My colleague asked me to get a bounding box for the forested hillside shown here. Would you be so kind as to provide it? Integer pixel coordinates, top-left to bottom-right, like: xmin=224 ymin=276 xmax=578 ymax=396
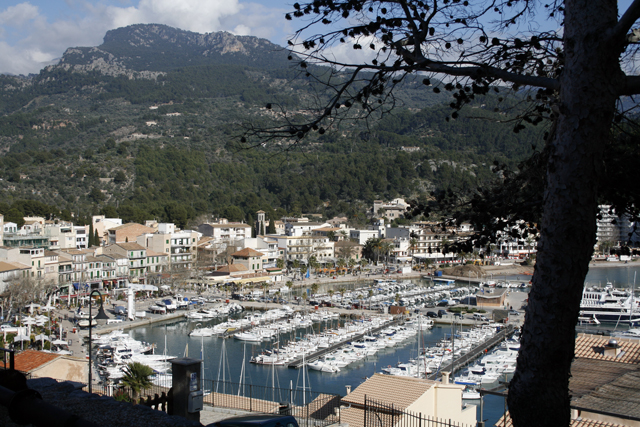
xmin=0 ymin=24 xmax=546 ymax=227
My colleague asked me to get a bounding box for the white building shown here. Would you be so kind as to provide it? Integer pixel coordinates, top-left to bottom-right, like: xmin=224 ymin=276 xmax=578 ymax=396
xmin=137 ymin=223 xmax=200 ymax=270
xmin=350 ymin=229 xmax=381 ymax=245
xmin=92 ymin=215 xmax=123 ymax=245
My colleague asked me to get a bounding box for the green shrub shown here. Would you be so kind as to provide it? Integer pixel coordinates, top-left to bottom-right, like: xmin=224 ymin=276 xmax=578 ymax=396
xmin=113 ymin=389 xmax=132 ymax=403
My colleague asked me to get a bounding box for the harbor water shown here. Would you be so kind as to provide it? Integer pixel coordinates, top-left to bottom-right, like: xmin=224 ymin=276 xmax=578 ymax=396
xmin=129 ymin=314 xmax=509 ymax=425
xmin=127 ymin=265 xmax=636 ymax=426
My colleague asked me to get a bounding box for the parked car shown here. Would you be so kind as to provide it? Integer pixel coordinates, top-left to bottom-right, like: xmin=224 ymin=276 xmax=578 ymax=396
xmin=473 ymin=313 xmax=489 ymax=322
xmin=509 ymin=309 xmax=520 ymax=316
xmin=426 ymin=311 xmax=438 ymax=318
xmin=437 ymin=309 xmax=448 ymax=318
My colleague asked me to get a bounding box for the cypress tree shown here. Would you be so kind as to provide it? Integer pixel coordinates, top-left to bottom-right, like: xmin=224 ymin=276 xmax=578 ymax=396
xmin=88 ymin=222 xmax=95 ymax=246
xmin=267 ymin=217 xmax=276 ymax=234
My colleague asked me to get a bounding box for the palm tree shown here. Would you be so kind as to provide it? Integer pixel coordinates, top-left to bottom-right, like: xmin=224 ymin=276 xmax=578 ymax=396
xmin=286 ymin=280 xmax=293 ymax=294
xmin=311 ymin=283 xmax=319 ymax=299
xmin=338 ymin=244 xmax=354 ymax=260
xmin=337 ymin=258 xmax=347 ymax=275
xmin=121 ymin=361 xmax=153 ymax=402
xmin=308 ymin=256 xmax=319 ymax=277
xmin=292 ymin=259 xmax=301 ymax=278
xmin=276 ymin=258 xmax=285 ymax=270
xmin=368 ymin=289 xmax=374 ymax=311
xmin=348 ymin=258 xmax=356 ymax=273
xmin=328 ymin=289 xmax=335 ymax=305
xmin=409 ymin=237 xmax=418 ymax=262
xmin=261 ymin=282 xmax=270 ymax=306
xmin=339 ymin=287 xmax=347 ymax=305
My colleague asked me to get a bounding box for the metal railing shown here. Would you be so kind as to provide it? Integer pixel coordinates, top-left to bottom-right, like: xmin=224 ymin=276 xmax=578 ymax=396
xmin=364 ymin=396 xmax=472 ymax=427
xmin=204 ymin=379 xmax=341 ymax=427
xmin=0 ymin=348 xmax=15 ymax=370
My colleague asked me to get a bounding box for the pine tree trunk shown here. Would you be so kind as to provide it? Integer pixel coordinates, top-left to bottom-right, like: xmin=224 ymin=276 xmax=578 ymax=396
xmin=508 ymin=1 xmax=623 ymax=425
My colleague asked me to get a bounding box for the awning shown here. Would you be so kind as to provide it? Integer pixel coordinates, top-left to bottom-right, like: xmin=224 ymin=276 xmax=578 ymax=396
xmin=234 ymin=276 xmax=271 ymax=284
xmin=73 ymin=283 xmax=89 ymax=290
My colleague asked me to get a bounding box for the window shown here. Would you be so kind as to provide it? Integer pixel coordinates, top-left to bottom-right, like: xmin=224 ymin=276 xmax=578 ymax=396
xmin=166 ymin=239 xmax=169 ymax=244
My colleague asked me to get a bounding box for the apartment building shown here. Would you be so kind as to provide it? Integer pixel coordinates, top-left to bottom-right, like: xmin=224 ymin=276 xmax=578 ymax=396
xmin=107 ymin=223 xmax=155 ymax=245
xmin=92 ymin=215 xmax=123 ymax=245
xmin=137 ymin=223 xmax=199 ymax=270
xmin=102 ymin=242 xmax=147 ymax=283
xmin=275 ymin=233 xmax=335 ymax=263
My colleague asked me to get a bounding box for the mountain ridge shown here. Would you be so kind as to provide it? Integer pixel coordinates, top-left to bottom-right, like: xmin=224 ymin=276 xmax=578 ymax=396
xmin=48 ymin=24 xmax=292 ymax=76
xmin=0 ymin=24 xmax=540 ymax=228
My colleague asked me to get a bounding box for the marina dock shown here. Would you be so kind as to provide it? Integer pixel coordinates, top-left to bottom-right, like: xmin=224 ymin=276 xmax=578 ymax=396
xmin=287 ymin=318 xmax=401 ymax=368
xmin=427 ymin=324 xmax=515 ymax=380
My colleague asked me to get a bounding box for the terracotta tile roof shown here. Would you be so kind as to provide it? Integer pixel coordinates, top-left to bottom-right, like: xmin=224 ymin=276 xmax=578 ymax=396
xmin=146 ymin=250 xmax=167 ymax=257
xmin=60 ymin=249 xmax=85 ymax=255
xmin=570 ymin=358 xmax=637 ymax=399
xmin=197 ymin=236 xmax=214 ymax=245
xmin=217 ymin=264 xmax=248 ymax=273
xmin=117 ymin=242 xmax=146 ymax=251
xmin=575 ymin=334 xmax=640 ymax=364
xmin=111 ymin=223 xmax=155 ymax=232
xmin=339 ymin=406 xmax=365 ymax=427
xmin=572 ymin=366 xmax=640 ymax=420
xmin=14 ymin=350 xmax=60 ymax=373
xmin=0 ymin=261 xmax=29 ymax=273
xmin=496 ymin=412 xmax=627 ymax=427
xmin=231 ymin=248 xmax=264 ymax=258
xmin=342 ymin=373 xmax=437 ymax=410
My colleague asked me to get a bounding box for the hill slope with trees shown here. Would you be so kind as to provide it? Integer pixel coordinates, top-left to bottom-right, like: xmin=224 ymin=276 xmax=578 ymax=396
xmin=0 ymin=24 xmax=544 ymax=226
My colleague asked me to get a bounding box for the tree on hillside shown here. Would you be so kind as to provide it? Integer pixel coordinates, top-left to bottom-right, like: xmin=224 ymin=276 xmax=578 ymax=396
xmin=267 ymin=217 xmax=276 ymax=234
xmin=243 ymin=1 xmax=640 ymax=425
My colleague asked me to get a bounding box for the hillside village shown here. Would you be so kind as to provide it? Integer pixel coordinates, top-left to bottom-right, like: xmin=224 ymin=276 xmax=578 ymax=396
xmin=0 ymin=198 xmax=634 ymax=298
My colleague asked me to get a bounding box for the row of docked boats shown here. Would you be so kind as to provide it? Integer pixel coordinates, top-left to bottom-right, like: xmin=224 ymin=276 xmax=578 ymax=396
xmin=93 ymin=330 xmax=175 ymax=382
xmin=380 ymin=323 xmax=506 ymax=380
xmin=454 ymin=333 xmax=520 ymax=388
xmin=307 ymin=280 xmax=472 ymax=310
xmin=251 ymin=315 xmax=434 ymax=371
xmin=185 ymin=302 xmax=244 ymax=320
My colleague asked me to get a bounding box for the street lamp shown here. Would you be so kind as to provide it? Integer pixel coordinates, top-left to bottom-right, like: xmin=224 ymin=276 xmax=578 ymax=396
xmin=196 ymin=322 xmax=204 ymax=382
xmin=88 ymin=289 xmax=109 ymax=394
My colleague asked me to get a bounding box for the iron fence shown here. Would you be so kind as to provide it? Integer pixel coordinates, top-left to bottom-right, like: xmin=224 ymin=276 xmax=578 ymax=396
xmin=204 ymin=379 xmax=341 ymax=427
xmin=0 ymin=348 xmax=15 ymax=370
xmin=364 ymin=396 xmax=472 ymax=427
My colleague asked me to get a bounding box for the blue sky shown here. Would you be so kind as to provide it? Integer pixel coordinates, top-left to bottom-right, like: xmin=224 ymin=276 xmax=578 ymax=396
xmin=0 ymin=0 xmax=295 ymax=75
xmin=0 ymin=1 xmax=636 ymax=76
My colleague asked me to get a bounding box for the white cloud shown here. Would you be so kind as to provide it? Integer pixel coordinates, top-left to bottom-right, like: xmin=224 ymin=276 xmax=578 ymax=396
xmin=309 ymin=36 xmax=383 ymax=68
xmin=0 ymin=0 xmax=295 ymax=75
xmin=0 ymin=41 xmax=54 ymax=75
xmin=233 ymin=25 xmax=252 ymax=36
xmin=105 ymin=0 xmax=244 ymax=34
xmin=0 ymin=3 xmax=40 ymax=27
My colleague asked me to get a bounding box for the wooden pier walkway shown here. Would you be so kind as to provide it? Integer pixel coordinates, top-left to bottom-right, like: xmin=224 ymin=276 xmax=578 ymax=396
xmin=287 ymin=318 xmax=401 ymax=368
xmin=427 ymin=324 xmax=515 ymax=380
